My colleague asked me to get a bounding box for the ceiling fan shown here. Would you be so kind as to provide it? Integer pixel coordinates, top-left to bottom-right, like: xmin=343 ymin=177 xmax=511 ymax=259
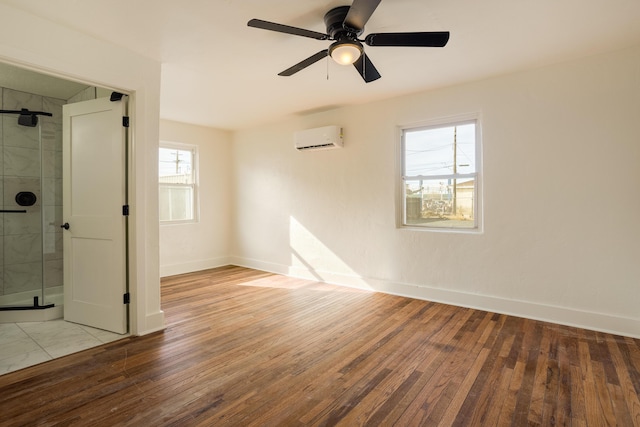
xmin=247 ymin=0 xmax=449 ymax=83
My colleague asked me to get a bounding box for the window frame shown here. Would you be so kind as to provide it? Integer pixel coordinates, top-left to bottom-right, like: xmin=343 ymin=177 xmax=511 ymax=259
xmin=397 ymin=114 xmax=483 ymax=232
xmin=159 ymin=141 xmax=199 ymax=224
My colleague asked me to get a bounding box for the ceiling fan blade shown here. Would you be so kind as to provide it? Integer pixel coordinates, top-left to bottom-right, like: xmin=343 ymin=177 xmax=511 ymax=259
xmin=278 ymin=50 xmax=329 ymax=76
xmin=353 ymin=53 xmax=381 ymax=83
xmin=248 ymin=19 xmax=328 ymax=40
xmin=343 ymin=0 xmax=382 ymax=32
xmin=365 ymin=32 xmax=450 ymax=47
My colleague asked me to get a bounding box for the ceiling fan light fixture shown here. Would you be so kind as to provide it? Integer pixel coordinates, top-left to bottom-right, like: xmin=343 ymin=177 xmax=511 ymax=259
xmin=329 ymin=39 xmax=363 ymax=65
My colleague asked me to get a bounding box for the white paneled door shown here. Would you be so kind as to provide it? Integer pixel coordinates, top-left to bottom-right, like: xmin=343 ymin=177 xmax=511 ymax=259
xmin=62 ymin=97 xmax=128 ymax=334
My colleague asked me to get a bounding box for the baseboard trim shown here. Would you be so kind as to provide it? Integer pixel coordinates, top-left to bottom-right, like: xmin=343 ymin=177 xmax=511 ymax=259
xmin=230 ymin=257 xmax=640 ymax=339
xmin=229 ymin=257 xmax=289 ymax=276
xmin=160 ymin=257 xmax=233 ymax=278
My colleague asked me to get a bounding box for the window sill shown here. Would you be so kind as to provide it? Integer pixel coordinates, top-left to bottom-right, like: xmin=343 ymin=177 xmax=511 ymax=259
xmin=160 ymin=219 xmax=199 ymax=226
xmin=399 ymin=224 xmax=483 ymax=234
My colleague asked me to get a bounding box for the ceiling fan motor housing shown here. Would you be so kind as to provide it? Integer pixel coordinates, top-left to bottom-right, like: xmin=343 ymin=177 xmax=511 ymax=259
xmin=324 ymin=6 xmax=363 ymax=39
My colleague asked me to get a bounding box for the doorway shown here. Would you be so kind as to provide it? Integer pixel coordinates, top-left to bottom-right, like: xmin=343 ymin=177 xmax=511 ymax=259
xmin=0 ymin=61 xmax=129 ymax=330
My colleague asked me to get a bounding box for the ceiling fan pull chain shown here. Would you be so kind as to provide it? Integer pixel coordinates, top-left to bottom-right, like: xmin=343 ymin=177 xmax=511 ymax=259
xmin=361 ymin=52 xmax=367 ymax=80
xmin=326 ymin=56 xmax=330 ymax=80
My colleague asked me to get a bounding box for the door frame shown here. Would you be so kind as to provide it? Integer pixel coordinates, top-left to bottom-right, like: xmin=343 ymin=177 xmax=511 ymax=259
xmin=0 ymin=53 xmax=165 ymax=336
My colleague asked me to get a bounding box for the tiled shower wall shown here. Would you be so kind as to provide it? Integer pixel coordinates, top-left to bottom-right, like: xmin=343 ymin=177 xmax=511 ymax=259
xmin=0 ymin=87 xmax=64 ymax=301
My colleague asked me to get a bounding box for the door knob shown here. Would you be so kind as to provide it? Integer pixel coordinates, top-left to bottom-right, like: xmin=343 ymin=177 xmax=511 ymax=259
xmin=61 ymin=222 xmax=70 ymax=230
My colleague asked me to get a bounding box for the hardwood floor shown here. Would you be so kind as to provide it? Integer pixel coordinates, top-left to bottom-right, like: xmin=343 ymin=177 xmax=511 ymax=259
xmin=1 ymin=266 xmax=639 ymax=426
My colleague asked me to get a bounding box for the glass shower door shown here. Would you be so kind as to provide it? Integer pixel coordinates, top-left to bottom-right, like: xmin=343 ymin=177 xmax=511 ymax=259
xmin=0 ymin=111 xmax=45 ymax=308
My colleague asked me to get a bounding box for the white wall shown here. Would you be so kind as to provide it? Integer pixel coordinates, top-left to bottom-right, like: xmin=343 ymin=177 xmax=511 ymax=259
xmin=231 ymin=46 xmax=640 ymax=338
xmin=159 ymin=120 xmax=232 ymax=277
xmin=0 ymin=3 xmax=164 ymax=335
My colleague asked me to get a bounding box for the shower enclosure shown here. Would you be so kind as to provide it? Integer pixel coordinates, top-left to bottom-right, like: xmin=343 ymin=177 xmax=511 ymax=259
xmin=0 ymin=87 xmax=64 ymax=314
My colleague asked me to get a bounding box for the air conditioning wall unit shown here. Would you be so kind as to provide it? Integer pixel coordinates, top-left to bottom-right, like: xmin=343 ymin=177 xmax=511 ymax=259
xmin=294 ymin=125 xmax=343 ymax=151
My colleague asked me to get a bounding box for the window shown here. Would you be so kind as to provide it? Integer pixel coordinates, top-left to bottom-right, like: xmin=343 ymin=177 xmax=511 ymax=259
xmin=401 ymin=118 xmax=480 ymax=230
xmin=159 ymin=143 xmax=197 ymax=222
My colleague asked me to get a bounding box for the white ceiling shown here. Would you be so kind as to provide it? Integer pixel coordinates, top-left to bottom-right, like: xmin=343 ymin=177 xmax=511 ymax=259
xmin=3 ymin=0 xmax=640 ymax=130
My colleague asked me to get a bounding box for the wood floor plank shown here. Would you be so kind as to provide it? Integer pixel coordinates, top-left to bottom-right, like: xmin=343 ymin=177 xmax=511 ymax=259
xmin=0 ymin=266 xmax=639 ymax=426
xmin=423 ymin=314 xmax=501 ymax=426
xmin=527 ymin=325 xmax=553 ymax=425
xmin=358 ymin=307 xmax=470 ymax=425
xmin=352 ymin=312 xmax=492 ymax=425
xmin=301 ymin=300 xmax=455 ymax=424
xmin=510 ymin=320 xmax=546 ymax=426
xmin=555 ymin=332 xmax=573 ymax=426
xmin=438 ymin=347 xmax=492 ymax=427
xmin=578 ymin=333 xmax=610 ymax=427
xmin=495 ymin=360 xmax=526 ymax=427
xmin=379 ymin=308 xmax=478 ymax=425
xmin=607 ymin=335 xmax=640 ymax=426
xmin=336 ymin=321 xmax=460 ymax=424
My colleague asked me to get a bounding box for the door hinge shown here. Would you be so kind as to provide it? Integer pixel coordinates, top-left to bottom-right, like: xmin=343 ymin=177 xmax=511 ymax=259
xmin=123 ymin=292 xmax=130 ymax=304
xmin=122 ymin=116 xmax=130 ymax=127
xmin=122 ymin=205 xmax=130 ymax=216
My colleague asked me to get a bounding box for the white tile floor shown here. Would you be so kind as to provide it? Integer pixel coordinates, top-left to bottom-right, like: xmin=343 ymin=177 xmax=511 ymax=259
xmin=0 ymin=320 xmax=126 ymax=375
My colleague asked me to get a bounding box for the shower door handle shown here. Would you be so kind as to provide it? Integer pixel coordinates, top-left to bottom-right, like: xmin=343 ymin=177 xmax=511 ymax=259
xmin=61 ymin=222 xmax=70 ymax=230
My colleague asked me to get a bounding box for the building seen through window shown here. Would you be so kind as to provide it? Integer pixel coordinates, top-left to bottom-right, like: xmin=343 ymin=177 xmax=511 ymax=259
xmin=159 ymin=144 xmax=197 ymax=222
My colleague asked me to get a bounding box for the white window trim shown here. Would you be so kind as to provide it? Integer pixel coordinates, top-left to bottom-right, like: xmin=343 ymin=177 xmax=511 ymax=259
xmin=396 ymin=113 xmax=483 ymax=233
xmin=159 ymin=140 xmax=199 ymax=225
